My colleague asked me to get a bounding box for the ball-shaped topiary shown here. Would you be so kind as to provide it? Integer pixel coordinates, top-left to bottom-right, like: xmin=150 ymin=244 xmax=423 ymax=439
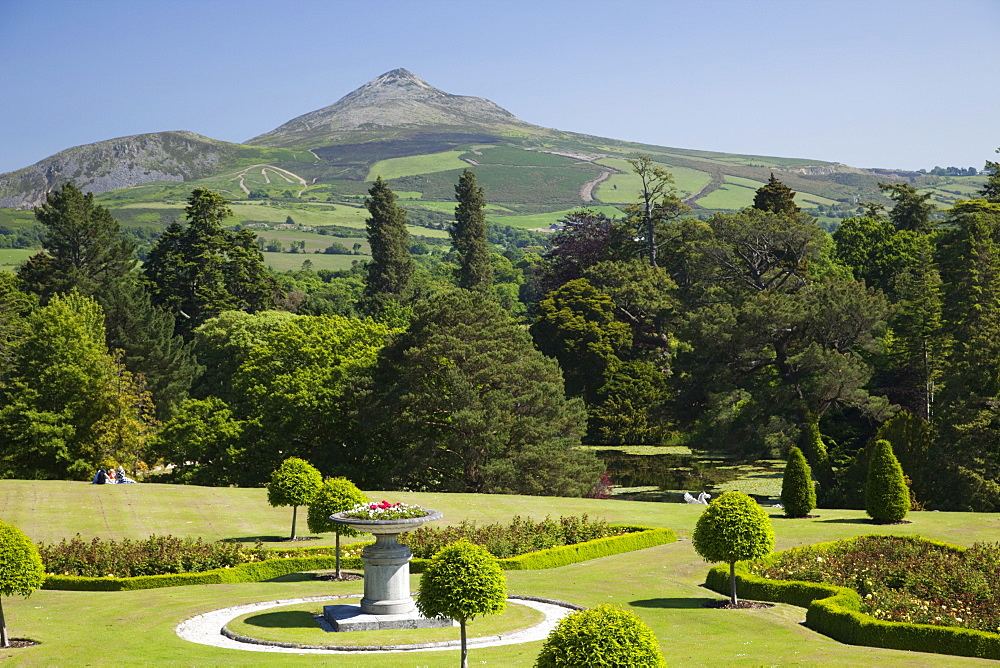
xmin=306 ymin=477 xmax=368 ymax=578
xmin=417 ymin=541 xmax=506 ymax=668
xmin=865 ymin=439 xmax=909 ymax=523
xmin=693 ymin=491 xmax=774 ymax=605
xmin=267 ymin=457 xmax=322 ymax=540
xmin=780 ymin=446 xmax=816 ymax=518
xmin=535 ymin=604 xmax=665 ymax=668
xmin=0 ymin=521 xmax=45 ymax=647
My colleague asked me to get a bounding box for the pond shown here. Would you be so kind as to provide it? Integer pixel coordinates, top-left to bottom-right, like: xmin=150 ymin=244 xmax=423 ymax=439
xmin=591 ymin=446 xmax=784 ymax=504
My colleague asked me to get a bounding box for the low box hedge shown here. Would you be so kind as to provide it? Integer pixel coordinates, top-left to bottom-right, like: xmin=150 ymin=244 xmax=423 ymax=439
xmin=42 ymin=524 xmax=675 ymax=591
xmin=703 ymin=535 xmax=1000 ymax=661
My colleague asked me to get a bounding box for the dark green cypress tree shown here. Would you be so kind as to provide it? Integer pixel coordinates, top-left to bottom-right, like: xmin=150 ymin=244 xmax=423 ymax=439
xmin=798 ymin=412 xmax=832 ymax=488
xmin=452 ymin=169 xmax=493 ymax=291
xmin=865 ymin=439 xmax=909 ymax=523
xmin=752 ymin=173 xmax=800 ymax=217
xmin=780 ymin=446 xmax=816 ymax=518
xmin=362 ymin=177 xmax=413 ymax=311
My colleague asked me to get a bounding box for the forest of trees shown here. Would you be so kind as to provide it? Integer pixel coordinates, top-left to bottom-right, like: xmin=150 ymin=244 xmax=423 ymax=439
xmin=2 ymin=154 xmax=999 ymax=511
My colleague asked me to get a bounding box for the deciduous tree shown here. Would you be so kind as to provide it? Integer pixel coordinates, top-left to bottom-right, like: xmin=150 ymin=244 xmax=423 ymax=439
xmin=416 ymin=541 xmax=506 ymax=668
xmin=693 ymin=491 xmax=774 ymax=605
xmin=623 ymin=155 xmax=690 ymax=267
xmin=306 ymin=477 xmax=368 ymax=578
xmin=267 ymin=457 xmax=322 ymax=540
xmin=0 ymin=521 xmax=45 ymax=648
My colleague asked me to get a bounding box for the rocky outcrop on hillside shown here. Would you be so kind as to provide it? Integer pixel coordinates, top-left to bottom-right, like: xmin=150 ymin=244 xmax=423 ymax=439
xmin=246 ymin=68 xmax=544 ymax=147
xmin=0 ymin=131 xmax=233 ymax=208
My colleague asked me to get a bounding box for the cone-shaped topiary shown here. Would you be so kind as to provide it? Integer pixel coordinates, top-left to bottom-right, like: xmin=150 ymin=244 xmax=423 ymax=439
xmin=535 ymin=604 xmax=666 ymax=668
xmin=799 ymin=412 xmax=832 ymax=487
xmin=781 ymin=446 xmax=816 ymax=518
xmin=693 ymin=491 xmax=774 ymax=605
xmin=866 ymin=439 xmax=909 ymax=523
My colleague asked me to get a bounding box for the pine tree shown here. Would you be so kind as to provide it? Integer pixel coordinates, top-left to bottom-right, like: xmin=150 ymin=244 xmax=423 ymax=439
xmin=366 ymin=290 xmax=601 ymax=495
xmin=753 ymin=173 xmax=800 ymax=217
xmin=451 ymin=169 xmax=493 ymax=291
xmin=865 ymin=439 xmax=909 ymax=523
xmin=18 ymin=182 xmax=136 ymax=300
xmin=144 ymin=188 xmax=278 ymax=337
xmin=362 ymin=177 xmax=413 ymax=311
xmin=980 ymin=149 xmax=1000 ymax=203
xmin=99 ymin=277 xmax=201 ymax=421
xmin=780 ymin=446 xmax=816 ymax=518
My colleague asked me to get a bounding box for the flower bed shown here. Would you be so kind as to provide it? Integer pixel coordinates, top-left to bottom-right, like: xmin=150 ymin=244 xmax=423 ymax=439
xmin=751 ymin=535 xmax=1000 ymax=633
xmin=703 ymin=534 xmax=1000 ymax=661
xmin=397 ymin=515 xmax=624 ymax=559
xmin=38 ymin=535 xmax=270 ymax=578
xmin=41 ymin=524 xmax=676 ymax=590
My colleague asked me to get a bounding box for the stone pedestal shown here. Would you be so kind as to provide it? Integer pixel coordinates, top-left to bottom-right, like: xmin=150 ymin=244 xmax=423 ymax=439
xmin=327 ymin=508 xmax=449 ymax=632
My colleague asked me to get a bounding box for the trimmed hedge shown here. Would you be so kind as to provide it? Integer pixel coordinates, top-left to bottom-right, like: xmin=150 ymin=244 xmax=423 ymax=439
xmin=703 ymin=536 xmax=1000 ymax=661
xmin=42 ymin=525 xmax=675 ymax=591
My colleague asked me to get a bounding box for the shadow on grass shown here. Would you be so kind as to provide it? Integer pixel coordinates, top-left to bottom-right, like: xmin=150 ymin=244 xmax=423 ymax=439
xmin=241 ymin=610 xmax=319 ymax=629
xmin=631 ymin=597 xmax=713 ymax=609
xmin=266 ymin=572 xmax=317 ymax=583
xmin=818 ymin=518 xmax=873 ymax=524
xmin=220 ymin=535 xmax=286 ymax=543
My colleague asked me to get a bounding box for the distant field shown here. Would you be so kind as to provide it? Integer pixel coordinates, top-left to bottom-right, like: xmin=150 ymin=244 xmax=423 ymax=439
xmin=0 ymin=248 xmax=34 ymax=272
xmin=254 ymin=229 xmax=369 ymax=254
xmin=367 ymin=150 xmax=470 ymax=181
xmin=696 ymin=181 xmax=757 ymax=210
xmin=467 ymin=145 xmax=579 ymax=167
xmin=595 ymin=158 xmax=712 ymax=202
xmin=261 ymin=251 xmax=364 ymax=272
xmin=488 ymin=205 xmax=623 ymax=230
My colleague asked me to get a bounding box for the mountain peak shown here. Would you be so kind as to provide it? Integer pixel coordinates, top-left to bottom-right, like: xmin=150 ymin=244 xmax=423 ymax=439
xmin=245 ymin=69 xmax=539 ymax=147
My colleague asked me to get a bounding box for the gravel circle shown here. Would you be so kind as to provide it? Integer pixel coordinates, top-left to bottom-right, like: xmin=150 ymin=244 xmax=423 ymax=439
xmin=175 ymin=594 xmax=578 ymax=654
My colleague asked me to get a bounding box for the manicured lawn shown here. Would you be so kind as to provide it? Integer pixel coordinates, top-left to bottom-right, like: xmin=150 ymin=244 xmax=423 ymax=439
xmin=225 ymin=598 xmax=543 ymax=646
xmin=1 ymin=480 xmax=998 ymax=665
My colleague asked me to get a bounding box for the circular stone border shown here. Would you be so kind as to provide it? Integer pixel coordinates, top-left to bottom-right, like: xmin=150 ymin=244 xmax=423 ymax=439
xmin=176 ymin=594 xmax=582 ymax=654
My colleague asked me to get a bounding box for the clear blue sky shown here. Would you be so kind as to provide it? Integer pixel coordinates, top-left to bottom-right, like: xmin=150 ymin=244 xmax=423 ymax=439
xmin=1 ymin=0 xmax=997 ymax=175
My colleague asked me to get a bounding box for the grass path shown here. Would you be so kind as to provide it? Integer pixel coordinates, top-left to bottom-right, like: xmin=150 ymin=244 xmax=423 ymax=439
xmin=1 ymin=481 xmax=998 ymax=665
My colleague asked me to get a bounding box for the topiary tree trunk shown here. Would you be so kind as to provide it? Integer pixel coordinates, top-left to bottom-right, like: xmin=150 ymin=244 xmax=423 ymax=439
xmin=866 ymin=439 xmax=910 ymax=523
xmin=692 ymin=492 xmax=775 ymax=606
xmin=781 ymin=446 xmax=817 ymax=518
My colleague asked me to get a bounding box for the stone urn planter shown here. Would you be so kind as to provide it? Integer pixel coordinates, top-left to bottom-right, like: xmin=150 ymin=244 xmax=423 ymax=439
xmin=326 ymin=508 xmax=447 ymax=630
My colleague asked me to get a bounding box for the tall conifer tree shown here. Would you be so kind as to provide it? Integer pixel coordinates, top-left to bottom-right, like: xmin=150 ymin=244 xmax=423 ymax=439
xmin=753 ymin=173 xmax=800 ymax=217
xmin=362 ymin=177 xmax=413 ymax=310
xmin=451 ymin=169 xmax=493 ymax=291
xmin=19 ymin=182 xmax=136 ymax=301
